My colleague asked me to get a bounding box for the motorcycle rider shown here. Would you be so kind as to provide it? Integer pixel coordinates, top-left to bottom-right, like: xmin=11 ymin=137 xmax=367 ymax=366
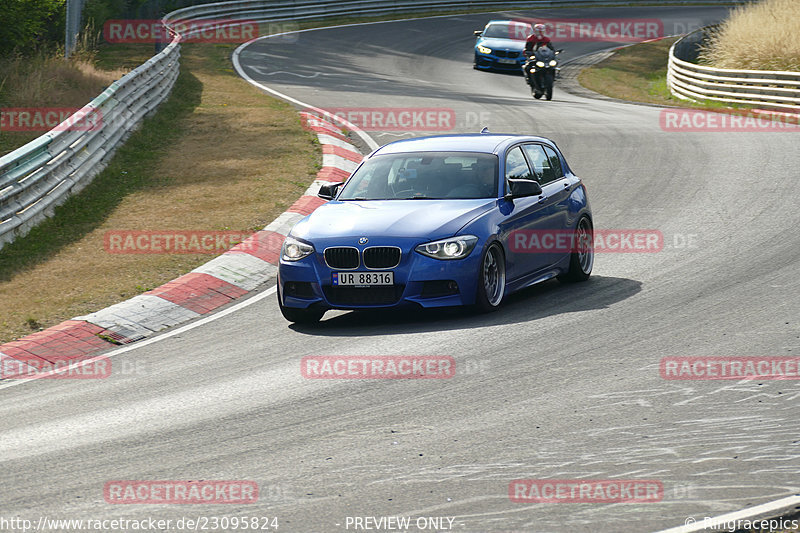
xmin=523 ymin=23 xmax=558 ymax=98
xmin=525 ymin=23 xmax=555 ymax=55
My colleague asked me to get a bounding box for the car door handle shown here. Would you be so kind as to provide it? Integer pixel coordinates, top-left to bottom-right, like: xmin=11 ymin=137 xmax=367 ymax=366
xmin=538 ymin=195 xmax=548 ymax=203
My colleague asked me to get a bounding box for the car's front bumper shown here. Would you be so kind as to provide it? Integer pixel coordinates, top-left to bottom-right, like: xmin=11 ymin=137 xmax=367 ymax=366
xmin=279 ymin=241 xmax=484 ymax=311
xmin=474 ymin=52 xmax=525 ymax=71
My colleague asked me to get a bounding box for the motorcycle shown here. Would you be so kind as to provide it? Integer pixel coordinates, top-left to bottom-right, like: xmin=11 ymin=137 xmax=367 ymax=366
xmin=523 ymin=47 xmax=562 ymax=101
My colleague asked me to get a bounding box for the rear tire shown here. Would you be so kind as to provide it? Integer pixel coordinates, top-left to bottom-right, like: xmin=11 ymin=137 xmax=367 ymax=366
xmin=545 ymin=87 xmax=553 ymax=100
xmin=278 ymin=286 xmax=325 ymax=323
xmin=558 ymin=216 xmax=593 ymax=282
xmin=475 ymin=243 xmax=506 ymax=312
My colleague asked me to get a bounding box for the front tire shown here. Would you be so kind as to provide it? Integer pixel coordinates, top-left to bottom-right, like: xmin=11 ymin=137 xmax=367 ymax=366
xmin=475 ymin=243 xmax=506 ymax=312
xmin=544 ymin=71 xmax=554 ymax=100
xmin=558 ymin=216 xmax=593 ymax=282
xmin=278 ymin=286 xmax=325 ymax=323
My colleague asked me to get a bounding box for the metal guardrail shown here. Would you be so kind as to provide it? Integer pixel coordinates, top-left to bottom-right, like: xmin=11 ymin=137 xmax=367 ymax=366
xmin=668 ymin=27 xmax=800 ymax=111
xmin=165 ymin=0 xmax=749 ymax=26
xmin=0 ymin=0 xmax=750 ymax=250
xmin=0 ymin=39 xmax=181 ymax=249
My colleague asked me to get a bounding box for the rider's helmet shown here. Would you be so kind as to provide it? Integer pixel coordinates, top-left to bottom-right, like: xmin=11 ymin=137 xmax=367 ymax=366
xmin=533 ymin=23 xmax=546 ymax=37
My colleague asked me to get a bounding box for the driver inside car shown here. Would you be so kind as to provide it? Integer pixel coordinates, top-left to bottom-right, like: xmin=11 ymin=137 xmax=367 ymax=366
xmin=446 ymin=159 xmax=496 ymax=198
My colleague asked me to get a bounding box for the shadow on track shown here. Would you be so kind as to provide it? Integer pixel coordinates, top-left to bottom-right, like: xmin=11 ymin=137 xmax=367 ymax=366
xmin=289 ymin=275 xmax=641 ymax=336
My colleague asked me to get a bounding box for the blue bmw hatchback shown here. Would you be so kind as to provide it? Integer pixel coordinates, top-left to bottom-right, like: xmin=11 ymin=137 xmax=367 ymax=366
xmin=473 ymin=20 xmax=531 ymax=72
xmin=277 ymin=133 xmax=593 ymax=323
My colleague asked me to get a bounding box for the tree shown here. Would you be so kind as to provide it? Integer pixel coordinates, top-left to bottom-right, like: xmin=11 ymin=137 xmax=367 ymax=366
xmin=0 ymin=0 xmax=66 ymax=55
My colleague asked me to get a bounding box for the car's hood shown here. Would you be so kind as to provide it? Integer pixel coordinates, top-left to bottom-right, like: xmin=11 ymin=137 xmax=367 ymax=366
xmin=290 ymin=199 xmax=495 ymax=242
xmin=478 ymin=37 xmax=525 ymax=51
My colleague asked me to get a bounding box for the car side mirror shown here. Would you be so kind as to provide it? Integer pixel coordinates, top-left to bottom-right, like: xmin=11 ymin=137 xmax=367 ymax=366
xmin=318 ymin=182 xmax=343 ymax=200
xmin=505 ymin=178 xmax=543 ymax=200
xmin=474 ymin=30 xmax=483 ymax=36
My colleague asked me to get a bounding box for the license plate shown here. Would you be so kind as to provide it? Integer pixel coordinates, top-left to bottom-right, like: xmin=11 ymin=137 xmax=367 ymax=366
xmin=497 ymin=58 xmax=517 ymax=64
xmin=333 ymin=271 xmax=394 ymax=287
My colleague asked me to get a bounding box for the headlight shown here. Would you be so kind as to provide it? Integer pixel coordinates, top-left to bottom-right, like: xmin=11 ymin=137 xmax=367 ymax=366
xmin=281 ymin=236 xmax=314 ymax=261
xmin=529 ymin=68 xmax=536 ymax=73
xmin=416 ymin=236 xmax=478 ymax=260
xmin=536 ymin=61 xmax=545 ymax=68
xmin=549 ymin=60 xmax=557 ymax=67
xmin=478 ymin=45 xmax=492 ymax=54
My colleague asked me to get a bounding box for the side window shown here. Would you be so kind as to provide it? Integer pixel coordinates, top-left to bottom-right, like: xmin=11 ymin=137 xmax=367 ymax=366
xmin=543 ymin=145 xmax=564 ymax=180
xmin=505 ymin=147 xmax=533 ymax=193
xmin=521 ymin=144 xmax=548 ymax=183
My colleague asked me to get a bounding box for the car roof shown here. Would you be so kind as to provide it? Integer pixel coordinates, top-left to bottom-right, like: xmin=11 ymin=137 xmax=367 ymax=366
xmin=485 ymin=20 xmax=529 ymax=26
xmin=372 ymin=133 xmax=554 ymax=156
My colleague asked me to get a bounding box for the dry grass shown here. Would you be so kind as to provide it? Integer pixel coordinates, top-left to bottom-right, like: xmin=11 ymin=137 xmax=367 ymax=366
xmin=0 ymin=51 xmax=127 ymax=156
xmin=0 ymin=54 xmax=126 ymax=108
xmin=578 ymin=38 xmax=682 ymax=106
xmin=0 ymin=43 xmax=319 ymax=343
xmin=579 ymin=37 xmax=750 ymax=111
xmin=698 ymin=0 xmax=800 ymax=71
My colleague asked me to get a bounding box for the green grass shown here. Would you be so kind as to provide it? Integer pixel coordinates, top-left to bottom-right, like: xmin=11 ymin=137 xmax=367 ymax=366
xmin=0 ymin=40 xmax=319 ymax=343
xmin=0 ymin=65 xmax=202 ymax=283
xmin=94 ymin=43 xmax=156 ymax=71
xmin=0 ymin=49 xmax=125 ymax=157
xmin=578 ymin=38 xmax=681 ymax=106
xmin=578 ymin=37 xmax=754 ymax=111
xmin=0 ymin=133 xmax=39 ymax=159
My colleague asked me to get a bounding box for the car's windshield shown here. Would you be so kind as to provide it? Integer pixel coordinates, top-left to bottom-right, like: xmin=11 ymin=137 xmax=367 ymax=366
xmin=482 ymin=22 xmax=530 ymax=40
xmin=338 ymin=152 xmax=499 ymax=200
